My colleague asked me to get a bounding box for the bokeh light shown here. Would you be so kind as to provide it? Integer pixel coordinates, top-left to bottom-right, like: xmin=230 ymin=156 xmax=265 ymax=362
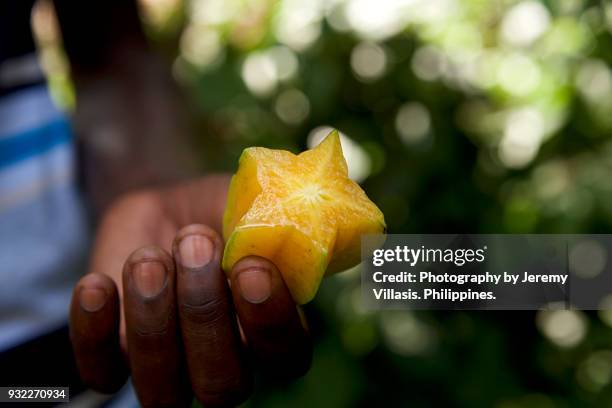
xmin=380 ymin=311 xmax=438 ymax=356
xmin=308 ymin=126 xmax=372 ymax=183
xmin=275 ymin=89 xmax=310 ymax=125
xmin=395 ymin=102 xmax=432 ymax=145
xmin=139 ymin=0 xmax=181 ymax=28
xmin=576 ymin=351 xmax=612 ymax=392
xmin=350 ymin=42 xmax=387 ymax=82
xmin=499 ymin=108 xmax=544 ymax=169
xmin=569 ymin=240 xmax=607 ymax=279
xmin=180 ymin=25 xmax=223 ymax=69
xmin=496 ymin=53 xmax=541 ymax=97
xmin=500 ymin=1 xmax=551 ymax=47
xmin=275 ymin=0 xmax=324 ymax=51
xmin=536 ymin=308 xmax=587 ymax=348
xmin=411 ymin=46 xmax=446 ymax=82
xmin=598 ymin=295 xmax=612 ymax=327
xmin=344 ymin=0 xmax=409 ymax=41
xmin=576 ymin=59 xmax=612 ymax=103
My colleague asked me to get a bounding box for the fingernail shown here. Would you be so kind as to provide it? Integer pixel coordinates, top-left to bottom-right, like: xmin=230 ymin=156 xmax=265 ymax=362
xmin=80 ymin=287 xmax=107 ymax=312
xmin=179 ymin=234 xmax=214 ymax=269
xmin=133 ymin=261 xmax=166 ymax=298
xmin=238 ymin=268 xmax=271 ymax=304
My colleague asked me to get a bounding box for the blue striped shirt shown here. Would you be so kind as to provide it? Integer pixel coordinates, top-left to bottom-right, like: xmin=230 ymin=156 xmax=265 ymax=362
xmin=0 ymin=76 xmax=89 ymax=351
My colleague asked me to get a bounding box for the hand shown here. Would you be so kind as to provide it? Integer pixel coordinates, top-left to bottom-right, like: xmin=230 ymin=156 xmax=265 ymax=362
xmin=69 ymin=175 xmax=312 ymax=407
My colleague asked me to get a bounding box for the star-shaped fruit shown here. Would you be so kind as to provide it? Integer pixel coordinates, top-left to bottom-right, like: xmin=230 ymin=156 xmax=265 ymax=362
xmin=222 ymin=130 xmax=386 ymax=304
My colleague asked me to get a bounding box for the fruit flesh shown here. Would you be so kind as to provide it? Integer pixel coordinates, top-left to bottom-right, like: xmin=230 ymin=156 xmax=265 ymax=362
xmin=222 ymin=131 xmax=386 ymax=304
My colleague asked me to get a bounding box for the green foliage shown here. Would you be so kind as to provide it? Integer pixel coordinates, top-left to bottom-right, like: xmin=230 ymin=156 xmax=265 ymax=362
xmin=153 ymin=0 xmax=612 ymax=406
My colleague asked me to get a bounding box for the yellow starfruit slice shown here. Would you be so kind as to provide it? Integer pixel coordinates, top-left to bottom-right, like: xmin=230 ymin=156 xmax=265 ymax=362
xmin=222 ymin=130 xmax=386 ymax=304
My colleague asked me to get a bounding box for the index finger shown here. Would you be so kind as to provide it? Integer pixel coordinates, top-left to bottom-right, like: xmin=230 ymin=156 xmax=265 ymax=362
xmin=230 ymin=256 xmax=312 ymax=380
xmin=174 ymin=224 xmax=252 ymax=407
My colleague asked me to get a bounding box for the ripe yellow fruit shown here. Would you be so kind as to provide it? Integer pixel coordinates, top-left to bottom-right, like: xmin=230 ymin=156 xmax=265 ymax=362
xmin=222 ymin=130 xmax=386 ymax=303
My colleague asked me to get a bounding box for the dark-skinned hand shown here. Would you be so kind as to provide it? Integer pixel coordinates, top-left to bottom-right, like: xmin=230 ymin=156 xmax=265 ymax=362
xmin=69 ymin=175 xmax=311 ymax=407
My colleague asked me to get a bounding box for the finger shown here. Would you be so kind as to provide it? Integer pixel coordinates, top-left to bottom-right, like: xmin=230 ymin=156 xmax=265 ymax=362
xmin=174 ymin=224 xmax=252 ymax=407
xmin=70 ymin=273 xmax=128 ymax=393
xmin=123 ymin=246 xmax=192 ymax=407
xmin=230 ymin=256 xmax=312 ymax=380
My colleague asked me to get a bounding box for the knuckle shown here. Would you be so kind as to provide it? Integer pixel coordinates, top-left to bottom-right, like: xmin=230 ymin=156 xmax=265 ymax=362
xmin=132 ymin=322 xmax=170 ymax=338
xmin=125 ymin=297 xmax=172 ymax=337
xmin=180 ymin=295 xmax=228 ymax=326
